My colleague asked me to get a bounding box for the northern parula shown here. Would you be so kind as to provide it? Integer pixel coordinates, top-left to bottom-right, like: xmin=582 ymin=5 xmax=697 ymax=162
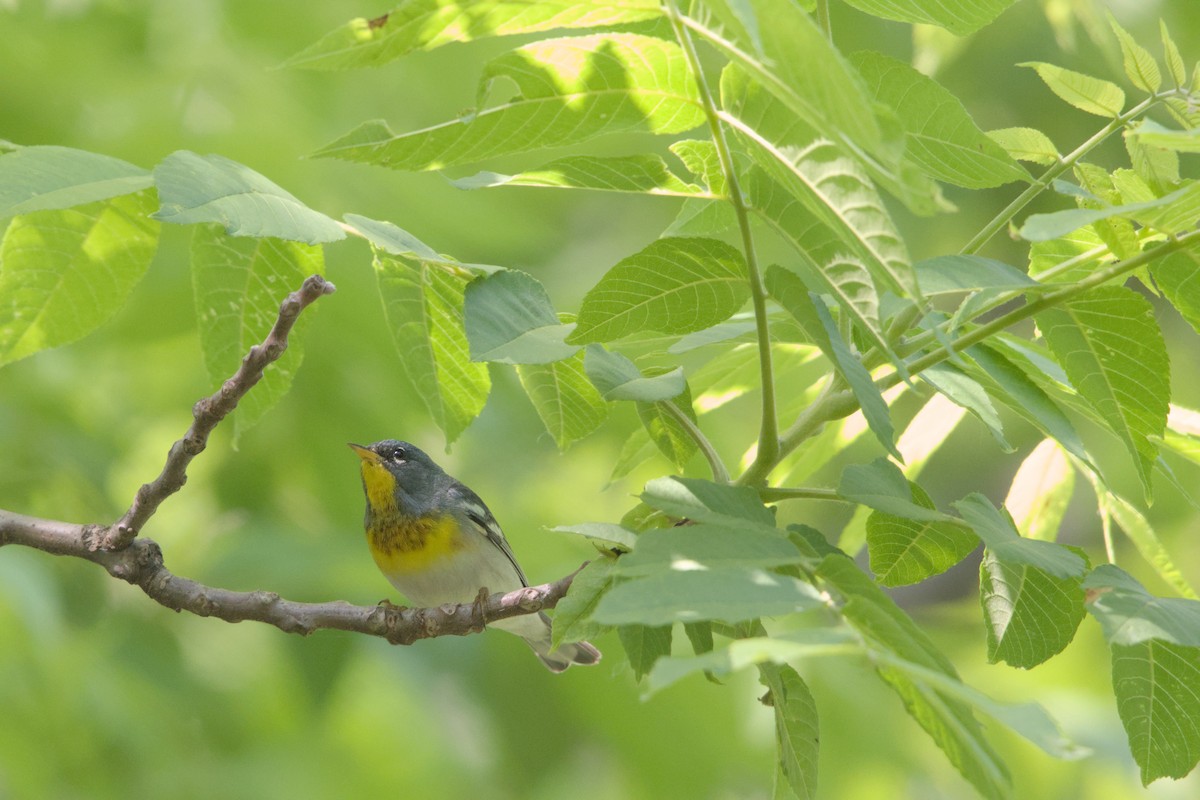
xmin=349 ymin=439 xmax=601 ymax=671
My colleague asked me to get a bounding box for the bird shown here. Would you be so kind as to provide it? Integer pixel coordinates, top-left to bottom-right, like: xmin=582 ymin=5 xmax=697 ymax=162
xmin=349 ymin=439 xmax=601 ymax=671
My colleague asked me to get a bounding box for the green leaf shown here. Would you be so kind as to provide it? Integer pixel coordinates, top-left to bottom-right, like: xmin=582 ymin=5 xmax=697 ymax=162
xmin=0 ymin=146 xmax=153 ymax=218
xmin=582 ymin=344 xmax=684 ymax=401
xmin=646 ymin=629 xmax=860 ymax=694
xmin=615 ymin=524 xmax=808 ymax=577
xmin=1020 ymin=179 xmax=1200 ymax=241
xmin=867 ymin=483 xmax=979 ymax=587
xmin=1151 ymin=247 xmax=1200 ymax=336
xmin=282 ymin=0 xmax=662 ymax=70
xmin=1097 ymin=487 xmax=1198 ymax=600
xmin=1109 ymin=14 xmax=1161 ymax=94
xmin=745 ymin=171 xmax=890 ymax=359
xmin=550 ymin=558 xmax=616 ymax=649
xmin=914 ymin=255 xmax=1037 ymax=295
xmin=1085 ymin=565 xmax=1200 ymax=784
xmin=839 ymin=458 xmax=954 ymax=523
xmin=1021 ymin=62 xmax=1125 ymax=117
xmin=372 ymin=249 xmax=490 ymax=443
xmin=817 ymin=554 xmax=1011 ymax=800
xmin=1125 ymin=131 xmax=1180 ymax=196
xmin=191 ymin=226 xmax=323 ymax=439
xmin=986 ymin=127 xmax=1059 ymax=166
xmin=721 ymin=64 xmax=918 ymax=301
xmin=463 ymin=269 xmax=577 ymax=364
xmin=0 ymin=191 xmax=160 ymax=368
xmin=838 ymin=0 xmax=1017 ymax=35
xmin=980 ymin=547 xmax=1087 ymax=668
xmin=1035 ymin=286 xmax=1169 ymax=500
xmin=453 ymin=154 xmax=710 ymax=197
xmin=766 ymin=266 xmax=899 ymax=460
xmin=852 ymin=51 xmax=1028 ymax=189
xmin=1161 ymin=21 xmax=1187 ymax=88
xmin=594 ymin=568 xmax=823 ymax=625
xmin=637 ymin=382 xmax=697 ymax=468
xmin=1113 ymin=640 xmax=1200 ymax=785
xmin=619 ymin=623 xmax=673 ymax=682
xmin=1128 ymin=119 xmax=1200 ymax=154
xmin=551 ymin=523 xmax=638 ymax=553
xmin=1085 ymin=565 xmax=1200 ymax=647
xmin=344 ymin=213 xmax=444 ymax=259
xmin=867 ymin=648 xmax=1088 ymax=760
xmin=759 ymin=663 xmax=820 ymax=800
xmin=921 ymin=363 xmax=1012 ymax=452
xmin=641 ymin=475 xmax=776 ymax=526
xmin=517 ymin=349 xmax=608 ymax=450
xmin=152 ymin=151 xmax=345 ymax=244
xmin=312 ymin=33 xmax=704 ymax=170
xmin=569 ymin=236 xmax=749 ymax=344
xmin=686 ymin=0 xmax=936 ymax=215
xmin=682 ymin=621 xmax=713 ymax=655
xmin=954 ymin=493 xmax=1087 ymax=579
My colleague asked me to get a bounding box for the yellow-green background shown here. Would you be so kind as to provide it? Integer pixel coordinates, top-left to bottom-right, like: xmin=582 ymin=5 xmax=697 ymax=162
xmin=2 ymin=1 xmax=1200 ymax=797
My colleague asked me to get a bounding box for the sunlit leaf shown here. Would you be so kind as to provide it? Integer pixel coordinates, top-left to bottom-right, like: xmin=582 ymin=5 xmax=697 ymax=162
xmin=282 ymin=0 xmax=663 ymax=70
xmin=569 ymin=237 xmax=750 ymax=343
xmin=1108 ymin=14 xmax=1161 ymax=94
xmin=868 ymin=483 xmax=978 ymax=587
xmin=1151 ymin=246 xmax=1200 ymax=336
xmin=838 ymin=0 xmax=1017 ymax=35
xmin=372 ymin=246 xmax=490 ymax=443
xmin=839 ymin=458 xmax=953 ymax=523
xmin=517 ymin=349 xmax=608 ymax=450
xmin=0 ymin=191 xmax=159 ymax=368
xmin=641 ymin=475 xmax=776 ymax=526
xmin=987 ymin=127 xmax=1059 ymax=166
xmin=720 ymin=63 xmax=917 ymax=300
xmin=1021 ymin=62 xmax=1125 ymax=117
xmin=637 ymin=380 xmax=698 ymax=468
xmin=615 ymin=523 xmax=807 ymax=577
xmin=312 ymin=33 xmax=704 ymax=170
xmin=954 ymin=493 xmax=1087 ymax=579
xmin=452 ymin=154 xmax=710 ymax=197
xmin=1035 ymin=286 xmax=1169 ymax=500
xmin=852 ymin=51 xmax=1028 ymax=189
xmin=191 ymin=225 xmax=323 ymax=439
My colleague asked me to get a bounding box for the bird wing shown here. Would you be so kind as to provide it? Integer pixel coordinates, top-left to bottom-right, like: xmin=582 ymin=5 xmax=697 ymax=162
xmin=449 ymin=483 xmax=529 ymax=588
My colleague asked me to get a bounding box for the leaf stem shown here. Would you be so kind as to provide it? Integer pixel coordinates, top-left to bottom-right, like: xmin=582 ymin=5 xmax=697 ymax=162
xmin=758 ymin=486 xmax=845 ymax=503
xmin=961 ymin=93 xmax=1163 ymax=256
xmin=661 ymin=400 xmax=731 ymax=484
xmin=665 ymin=0 xmax=780 ymax=478
xmin=875 ymin=229 xmax=1200 ymax=392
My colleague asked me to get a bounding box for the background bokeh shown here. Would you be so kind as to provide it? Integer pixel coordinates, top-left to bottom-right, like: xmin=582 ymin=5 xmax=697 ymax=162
xmin=3 ymin=1 xmax=1200 ymax=797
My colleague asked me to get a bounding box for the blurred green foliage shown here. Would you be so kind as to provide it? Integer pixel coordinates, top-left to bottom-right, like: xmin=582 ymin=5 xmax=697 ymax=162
xmin=2 ymin=0 xmax=1200 ymax=798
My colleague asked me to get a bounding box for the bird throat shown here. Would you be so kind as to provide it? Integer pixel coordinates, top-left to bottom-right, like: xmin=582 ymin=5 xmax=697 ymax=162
xmin=359 ymin=461 xmax=463 ymax=573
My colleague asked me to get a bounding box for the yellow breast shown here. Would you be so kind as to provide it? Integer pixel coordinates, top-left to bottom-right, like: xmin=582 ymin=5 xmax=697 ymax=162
xmin=368 ymin=512 xmax=466 ymax=575
xmin=360 ymin=459 xmax=466 ymax=575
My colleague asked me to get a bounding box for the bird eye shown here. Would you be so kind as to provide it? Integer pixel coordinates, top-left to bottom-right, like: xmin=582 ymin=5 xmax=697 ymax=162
xmin=390 ymin=447 xmax=406 ymax=463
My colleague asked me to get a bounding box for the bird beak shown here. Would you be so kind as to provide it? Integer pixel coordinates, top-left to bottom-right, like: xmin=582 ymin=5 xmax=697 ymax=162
xmin=348 ymin=443 xmax=381 ymax=464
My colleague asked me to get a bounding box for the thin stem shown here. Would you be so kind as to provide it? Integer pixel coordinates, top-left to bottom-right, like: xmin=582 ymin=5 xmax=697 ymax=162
xmin=662 ymin=400 xmax=731 ymax=484
xmin=758 ymin=486 xmax=844 ymax=503
xmin=665 ymin=0 xmax=779 ymax=477
xmin=960 ymin=93 xmax=1163 ymax=255
xmin=876 ymin=230 xmax=1200 ymax=393
xmin=815 ymin=0 xmax=831 ymax=39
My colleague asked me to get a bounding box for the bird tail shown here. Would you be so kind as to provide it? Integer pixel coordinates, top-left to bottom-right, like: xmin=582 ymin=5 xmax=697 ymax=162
xmin=491 ymin=612 xmax=601 ymax=672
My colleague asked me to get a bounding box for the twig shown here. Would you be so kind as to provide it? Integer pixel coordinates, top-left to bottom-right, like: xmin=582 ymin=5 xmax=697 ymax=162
xmin=91 ymin=274 xmax=336 ymax=551
xmin=0 ymin=509 xmax=583 ymax=644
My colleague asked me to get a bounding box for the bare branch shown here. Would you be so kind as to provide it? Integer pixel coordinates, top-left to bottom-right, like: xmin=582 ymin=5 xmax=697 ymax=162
xmin=0 ymin=509 xmax=584 ymax=643
xmin=93 ymin=274 xmax=336 ymax=552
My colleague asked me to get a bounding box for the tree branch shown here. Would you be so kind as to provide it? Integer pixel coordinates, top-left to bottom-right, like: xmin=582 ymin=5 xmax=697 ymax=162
xmin=0 ymin=508 xmax=583 ymax=644
xmin=92 ymin=273 xmax=336 ymax=551
xmin=0 ymin=271 xmax=586 ymax=648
